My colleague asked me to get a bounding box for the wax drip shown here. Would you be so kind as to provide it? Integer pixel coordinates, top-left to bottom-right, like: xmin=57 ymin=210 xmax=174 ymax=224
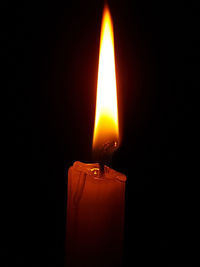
xmin=73 ymin=172 xmax=86 ymax=207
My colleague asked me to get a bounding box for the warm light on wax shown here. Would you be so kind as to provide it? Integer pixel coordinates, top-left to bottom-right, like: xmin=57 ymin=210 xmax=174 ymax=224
xmin=93 ymin=5 xmax=119 ymax=151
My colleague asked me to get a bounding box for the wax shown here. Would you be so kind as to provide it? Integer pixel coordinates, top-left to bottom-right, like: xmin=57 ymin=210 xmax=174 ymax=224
xmin=66 ymin=161 xmax=126 ymax=267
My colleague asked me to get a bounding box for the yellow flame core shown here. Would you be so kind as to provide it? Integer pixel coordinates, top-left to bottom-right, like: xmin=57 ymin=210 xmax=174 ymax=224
xmin=93 ymin=6 xmax=119 ymax=150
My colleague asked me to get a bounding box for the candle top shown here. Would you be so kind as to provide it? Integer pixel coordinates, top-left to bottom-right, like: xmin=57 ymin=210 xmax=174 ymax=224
xmin=72 ymin=161 xmax=126 ymax=182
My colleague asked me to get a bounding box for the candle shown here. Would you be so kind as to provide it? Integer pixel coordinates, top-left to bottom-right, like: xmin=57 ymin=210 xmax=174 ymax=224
xmin=66 ymin=5 xmax=127 ymax=267
xmin=66 ymin=162 xmax=126 ymax=267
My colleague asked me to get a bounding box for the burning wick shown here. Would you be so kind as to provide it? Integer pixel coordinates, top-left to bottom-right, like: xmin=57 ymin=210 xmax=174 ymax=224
xmin=93 ymin=5 xmax=119 ymax=176
xmin=98 ymin=141 xmax=118 ymax=175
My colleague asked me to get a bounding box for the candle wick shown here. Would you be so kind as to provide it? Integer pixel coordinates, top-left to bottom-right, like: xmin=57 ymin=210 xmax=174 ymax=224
xmin=99 ymin=162 xmax=105 ymax=176
xmin=97 ymin=140 xmax=118 ymax=176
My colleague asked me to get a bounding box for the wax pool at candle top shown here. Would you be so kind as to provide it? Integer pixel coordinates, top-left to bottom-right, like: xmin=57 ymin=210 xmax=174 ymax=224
xmin=73 ymin=161 xmax=126 ymax=181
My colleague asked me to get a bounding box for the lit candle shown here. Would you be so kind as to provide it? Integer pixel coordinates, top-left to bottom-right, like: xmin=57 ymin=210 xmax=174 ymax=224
xmin=66 ymin=5 xmax=127 ymax=267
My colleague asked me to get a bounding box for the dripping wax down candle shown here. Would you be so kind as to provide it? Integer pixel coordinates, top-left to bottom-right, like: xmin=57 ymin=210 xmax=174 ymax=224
xmin=66 ymin=5 xmax=127 ymax=267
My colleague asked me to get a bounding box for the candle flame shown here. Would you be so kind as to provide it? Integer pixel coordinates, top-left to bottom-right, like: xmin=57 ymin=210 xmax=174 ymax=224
xmin=93 ymin=5 xmax=119 ymax=151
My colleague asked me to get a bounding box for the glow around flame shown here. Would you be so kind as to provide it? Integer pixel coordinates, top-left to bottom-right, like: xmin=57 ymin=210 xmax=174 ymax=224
xmin=93 ymin=5 xmax=119 ymax=151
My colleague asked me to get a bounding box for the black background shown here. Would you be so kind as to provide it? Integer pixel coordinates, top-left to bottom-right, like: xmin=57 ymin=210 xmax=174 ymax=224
xmin=5 ymin=0 xmax=198 ymax=266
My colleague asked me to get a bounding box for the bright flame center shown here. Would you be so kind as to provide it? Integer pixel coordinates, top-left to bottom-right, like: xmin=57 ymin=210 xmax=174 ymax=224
xmin=93 ymin=5 xmax=119 ymax=150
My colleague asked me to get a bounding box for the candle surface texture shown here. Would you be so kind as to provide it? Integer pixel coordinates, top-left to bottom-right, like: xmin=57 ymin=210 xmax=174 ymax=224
xmin=66 ymin=161 xmax=126 ymax=267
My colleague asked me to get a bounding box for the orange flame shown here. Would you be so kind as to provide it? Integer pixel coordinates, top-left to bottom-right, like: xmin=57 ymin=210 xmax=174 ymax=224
xmin=93 ymin=5 xmax=119 ymax=151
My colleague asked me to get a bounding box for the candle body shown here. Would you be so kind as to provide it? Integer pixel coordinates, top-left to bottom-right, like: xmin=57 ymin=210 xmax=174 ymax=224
xmin=66 ymin=161 xmax=126 ymax=267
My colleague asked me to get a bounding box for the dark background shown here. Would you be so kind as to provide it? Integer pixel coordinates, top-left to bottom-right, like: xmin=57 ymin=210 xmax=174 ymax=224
xmin=5 ymin=0 xmax=198 ymax=266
